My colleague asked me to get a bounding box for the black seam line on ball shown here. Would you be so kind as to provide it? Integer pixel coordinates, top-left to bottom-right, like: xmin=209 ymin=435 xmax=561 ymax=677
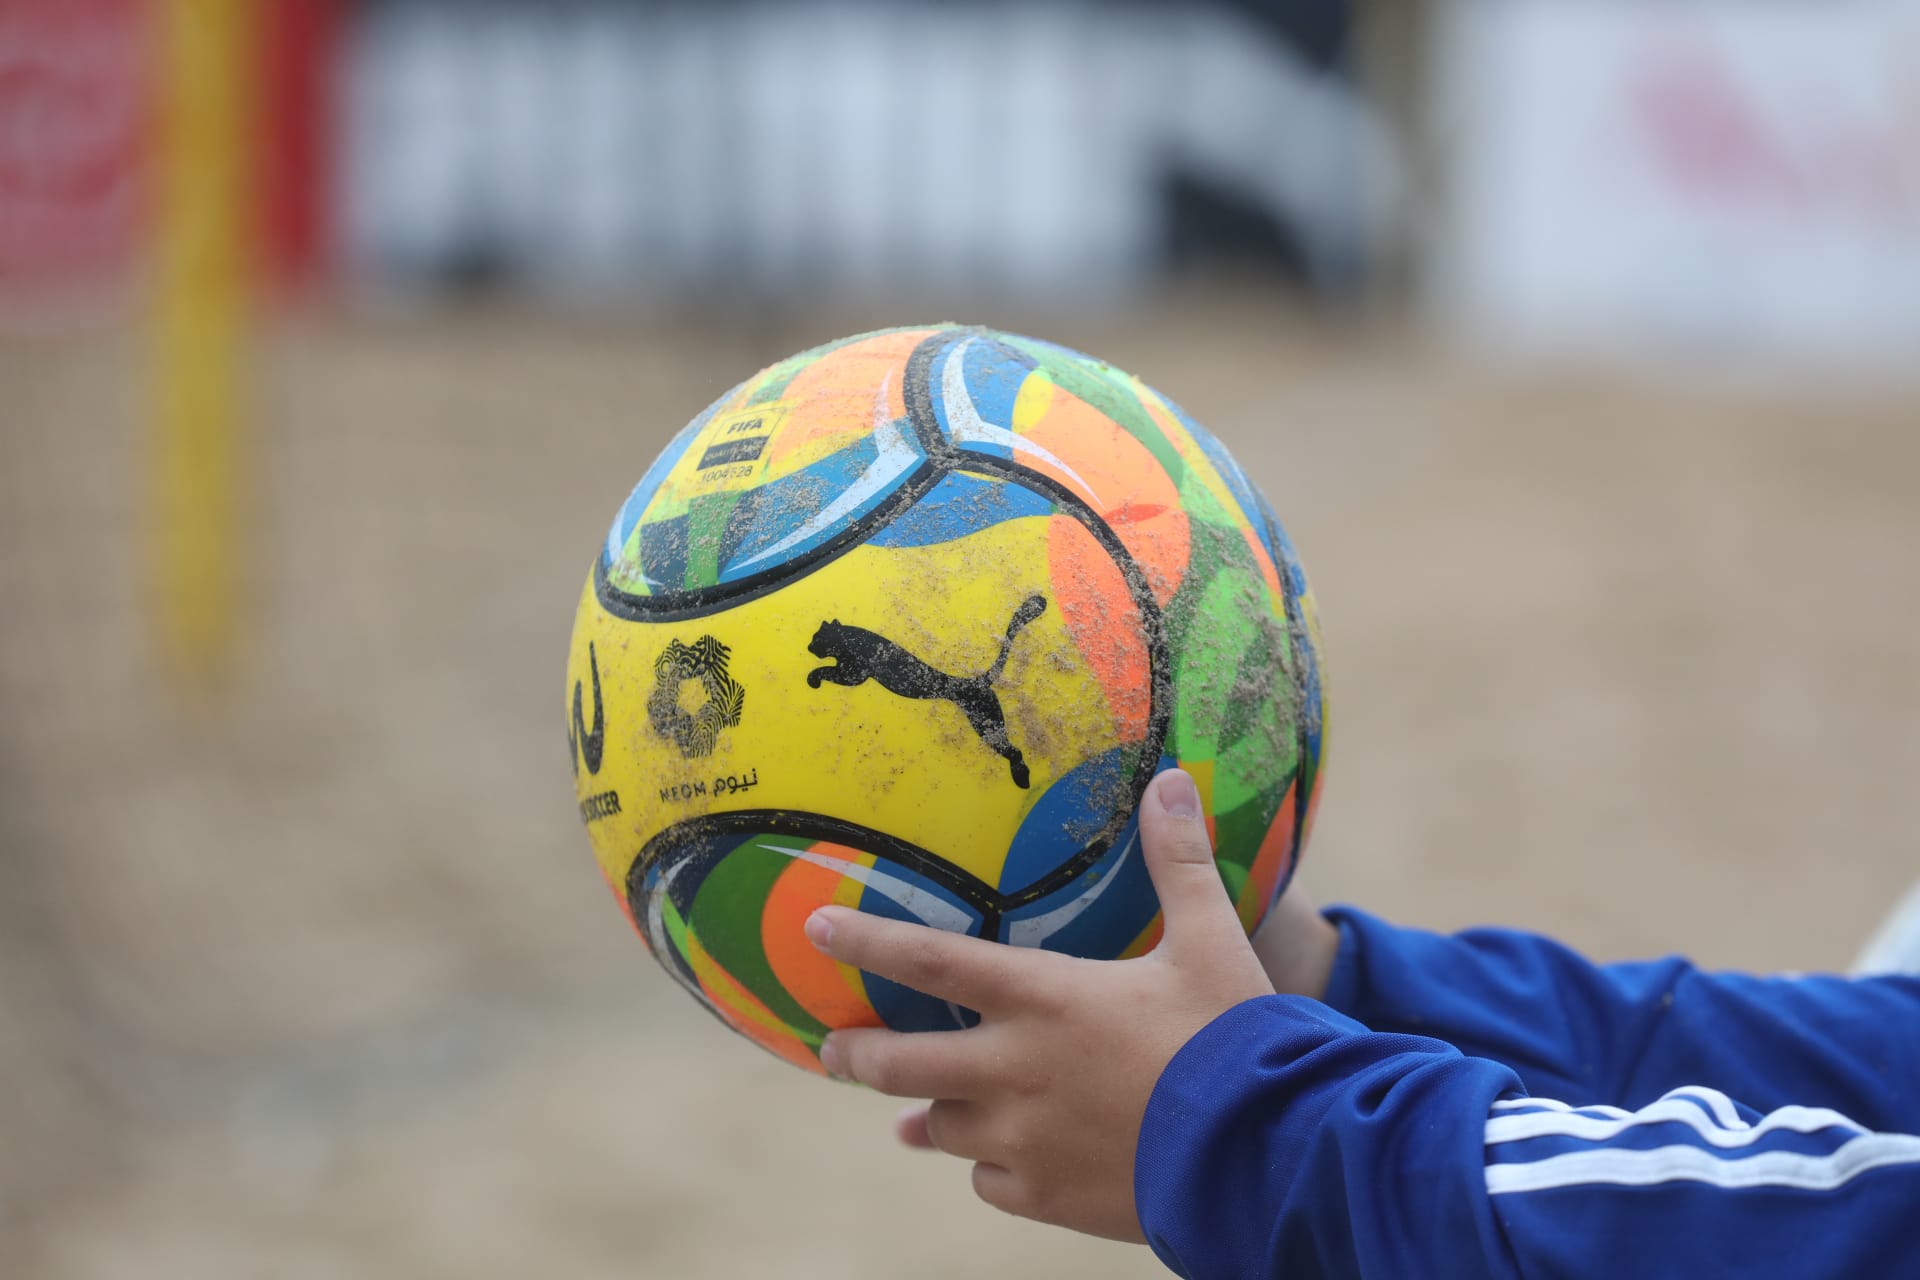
xmin=629 ymin=809 xmax=1003 ymax=939
xmin=591 ymin=330 xmax=967 ymax=623
xmin=900 ymin=326 xmax=982 ymax=461
xmin=591 ymin=456 xmax=949 ymax=623
xmin=898 ymin=328 xmax=1170 ymax=909
xmin=944 ymin=455 xmax=1173 ymax=908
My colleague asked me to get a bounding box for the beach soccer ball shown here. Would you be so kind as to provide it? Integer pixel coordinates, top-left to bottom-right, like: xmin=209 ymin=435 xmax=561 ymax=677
xmin=565 ymin=324 xmax=1326 ymax=1073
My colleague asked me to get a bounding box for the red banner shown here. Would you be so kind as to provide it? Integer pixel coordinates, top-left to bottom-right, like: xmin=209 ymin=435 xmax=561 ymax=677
xmin=0 ymin=0 xmax=151 ymax=318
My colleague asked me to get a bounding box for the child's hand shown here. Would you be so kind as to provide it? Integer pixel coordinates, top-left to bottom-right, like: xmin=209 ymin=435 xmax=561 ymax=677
xmin=804 ymin=769 xmax=1275 ymax=1243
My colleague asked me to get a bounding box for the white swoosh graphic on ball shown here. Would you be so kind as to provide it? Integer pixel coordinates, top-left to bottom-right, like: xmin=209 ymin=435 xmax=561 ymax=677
xmin=941 ymin=338 xmax=1098 ymax=503
xmin=648 ymin=860 xmax=721 ymax=1013
xmin=1005 ymin=825 xmax=1138 ymax=948
xmin=727 ymin=372 xmax=920 ymax=572
xmin=758 ymin=843 xmax=976 ymax=935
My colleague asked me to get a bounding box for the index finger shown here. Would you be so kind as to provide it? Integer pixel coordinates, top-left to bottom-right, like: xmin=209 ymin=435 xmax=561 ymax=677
xmin=805 ymin=906 xmax=1030 ymax=1016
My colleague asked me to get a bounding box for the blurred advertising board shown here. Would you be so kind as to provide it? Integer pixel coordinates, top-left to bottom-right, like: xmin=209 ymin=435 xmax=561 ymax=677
xmin=0 ymin=0 xmax=1394 ymax=316
xmin=336 ymin=0 xmax=1394 ymax=302
xmin=1434 ymin=0 xmax=1920 ymax=368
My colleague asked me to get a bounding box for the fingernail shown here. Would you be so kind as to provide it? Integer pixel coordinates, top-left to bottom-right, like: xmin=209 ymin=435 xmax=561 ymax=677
xmin=804 ymin=909 xmax=835 ymax=952
xmin=818 ymin=1033 xmax=845 ymax=1077
xmin=1157 ymin=769 xmax=1200 ymax=818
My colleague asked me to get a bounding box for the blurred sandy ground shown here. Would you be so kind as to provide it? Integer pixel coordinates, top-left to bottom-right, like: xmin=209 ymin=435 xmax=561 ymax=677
xmin=2 ymin=296 xmax=1916 ymax=1277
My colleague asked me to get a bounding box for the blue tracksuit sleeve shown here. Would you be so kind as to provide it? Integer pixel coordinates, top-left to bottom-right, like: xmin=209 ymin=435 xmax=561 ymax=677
xmin=1135 ymin=997 xmax=1920 ymax=1280
xmin=1321 ymin=906 xmax=1920 ymax=1127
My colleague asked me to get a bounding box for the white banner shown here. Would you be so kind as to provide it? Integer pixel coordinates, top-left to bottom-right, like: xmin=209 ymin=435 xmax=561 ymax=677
xmin=337 ymin=0 xmax=1395 ymax=301
xmin=1435 ymin=0 xmax=1920 ymax=368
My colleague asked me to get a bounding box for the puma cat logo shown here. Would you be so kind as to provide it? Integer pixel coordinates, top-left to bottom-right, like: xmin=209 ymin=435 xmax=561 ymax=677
xmin=570 ymin=641 xmax=606 ymax=777
xmin=806 ymin=594 xmax=1047 ymax=788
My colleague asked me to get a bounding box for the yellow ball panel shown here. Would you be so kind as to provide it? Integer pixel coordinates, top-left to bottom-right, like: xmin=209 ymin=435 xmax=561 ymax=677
xmin=568 ymin=511 xmax=1146 ymax=897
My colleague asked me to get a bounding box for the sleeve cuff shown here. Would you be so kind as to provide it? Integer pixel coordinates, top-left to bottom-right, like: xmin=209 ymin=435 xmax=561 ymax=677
xmin=1135 ymin=993 xmax=1522 ymax=1280
xmin=1134 ymin=996 xmax=1369 ymax=1275
xmin=1319 ymin=908 xmax=1369 ymax=1018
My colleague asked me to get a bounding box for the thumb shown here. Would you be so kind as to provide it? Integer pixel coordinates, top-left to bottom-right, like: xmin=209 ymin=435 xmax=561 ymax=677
xmin=1139 ymin=769 xmax=1246 ymax=954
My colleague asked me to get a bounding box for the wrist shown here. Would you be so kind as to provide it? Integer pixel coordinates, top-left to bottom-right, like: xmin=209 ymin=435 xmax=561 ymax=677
xmin=1250 ymin=885 xmax=1340 ymax=1001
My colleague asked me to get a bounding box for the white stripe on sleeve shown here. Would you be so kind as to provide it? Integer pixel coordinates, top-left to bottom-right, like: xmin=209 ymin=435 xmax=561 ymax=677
xmin=1487 ymin=1133 xmax=1920 ymax=1195
xmin=1487 ymin=1098 xmax=1866 ymax=1150
xmin=1485 ymin=1086 xmax=1920 ymax=1196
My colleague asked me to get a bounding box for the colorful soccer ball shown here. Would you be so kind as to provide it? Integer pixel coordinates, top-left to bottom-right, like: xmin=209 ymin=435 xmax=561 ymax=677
xmin=565 ymin=325 xmax=1326 ymax=1073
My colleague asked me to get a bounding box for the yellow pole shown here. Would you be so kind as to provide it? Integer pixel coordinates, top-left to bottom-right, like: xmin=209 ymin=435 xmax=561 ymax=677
xmin=155 ymin=0 xmax=251 ymax=688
